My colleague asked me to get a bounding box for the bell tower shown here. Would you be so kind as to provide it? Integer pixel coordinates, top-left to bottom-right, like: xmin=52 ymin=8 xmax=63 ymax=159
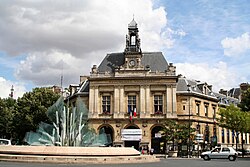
xmin=124 ymin=18 xmax=143 ymax=69
xmin=125 ymin=18 xmax=141 ymax=53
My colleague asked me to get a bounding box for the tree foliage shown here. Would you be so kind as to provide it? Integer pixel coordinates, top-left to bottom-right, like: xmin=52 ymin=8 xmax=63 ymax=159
xmin=218 ymin=104 xmax=250 ymax=134
xmin=0 ymin=98 xmax=16 ymax=139
xmin=3 ymin=87 xmax=60 ymax=143
xmin=162 ymin=120 xmax=196 ymax=145
xmin=13 ymin=87 xmax=60 ymax=142
xmin=238 ymin=87 xmax=250 ymax=112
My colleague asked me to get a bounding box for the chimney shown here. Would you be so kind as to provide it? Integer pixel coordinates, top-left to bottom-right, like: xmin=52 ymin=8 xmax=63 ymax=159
xmin=219 ymin=89 xmax=228 ymax=96
xmin=80 ymin=76 xmax=88 ymax=84
xmin=207 ymin=85 xmax=212 ymax=91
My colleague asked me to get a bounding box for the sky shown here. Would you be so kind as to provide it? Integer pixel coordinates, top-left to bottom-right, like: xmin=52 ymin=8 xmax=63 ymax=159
xmin=0 ymin=0 xmax=250 ymax=99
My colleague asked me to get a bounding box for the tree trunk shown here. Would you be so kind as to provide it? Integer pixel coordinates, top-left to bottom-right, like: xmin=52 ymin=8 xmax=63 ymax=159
xmin=236 ymin=134 xmax=239 ymax=152
xmin=241 ymin=133 xmax=244 ymax=157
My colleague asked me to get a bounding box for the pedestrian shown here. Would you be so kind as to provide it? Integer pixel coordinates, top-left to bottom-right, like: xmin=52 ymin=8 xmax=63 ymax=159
xmin=150 ymin=148 xmax=154 ymax=155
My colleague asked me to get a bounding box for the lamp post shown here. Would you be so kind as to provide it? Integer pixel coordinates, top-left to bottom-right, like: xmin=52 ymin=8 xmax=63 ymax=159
xmin=187 ymin=84 xmax=191 ymax=158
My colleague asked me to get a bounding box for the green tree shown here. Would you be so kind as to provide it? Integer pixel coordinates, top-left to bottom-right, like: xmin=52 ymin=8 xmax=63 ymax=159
xmin=12 ymin=87 xmax=60 ymax=143
xmin=217 ymin=104 xmax=250 ymax=152
xmin=238 ymin=87 xmax=250 ymax=112
xmin=162 ymin=120 xmax=195 ymax=152
xmin=0 ymin=97 xmax=16 ymax=139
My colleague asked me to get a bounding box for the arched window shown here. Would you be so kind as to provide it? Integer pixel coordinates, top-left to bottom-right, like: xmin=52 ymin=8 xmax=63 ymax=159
xmin=131 ymin=35 xmax=136 ymax=45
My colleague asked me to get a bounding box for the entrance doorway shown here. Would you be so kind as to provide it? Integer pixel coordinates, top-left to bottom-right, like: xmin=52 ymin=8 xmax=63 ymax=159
xmin=99 ymin=125 xmax=114 ymax=146
xmin=151 ymin=126 xmax=165 ymax=154
xmin=124 ymin=141 xmax=140 ymax=150
xmin=122 ymin=125 xmax=141 ymax=151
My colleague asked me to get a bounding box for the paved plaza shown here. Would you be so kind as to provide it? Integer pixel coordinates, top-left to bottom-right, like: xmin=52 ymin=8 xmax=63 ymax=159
xmin=1 ymin=158 xmax=250 ymax=167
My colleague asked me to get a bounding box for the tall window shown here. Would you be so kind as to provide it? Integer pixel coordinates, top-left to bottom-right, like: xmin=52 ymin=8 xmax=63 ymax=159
xmin=128 ymin=95 xmax=136 ymax=112
xmin=232 ymin=131 xmax=235 ymax=144
xmin=154 ymin=95 xmax=163 ymax=113
xmin=227 ymin=129 xmax=230 ymax=143
xmin=222 ymin=129 xmax=225 ymax=143
xmin=204 ymin=104 xmax=208 ymax=117
xmin=102 ymin=96 xmax=110 ymax=113
xmin=205 ymin=125 xmax=209 ymax=142
xmin=196 ymin=103 xmax=200 ymax=116
xmin=213 ymin=107 xmax=216 ymax=119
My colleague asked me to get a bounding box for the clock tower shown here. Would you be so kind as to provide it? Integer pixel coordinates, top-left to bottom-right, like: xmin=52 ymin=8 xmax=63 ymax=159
xmin=124 ymin=18 xmax=143 ymax=69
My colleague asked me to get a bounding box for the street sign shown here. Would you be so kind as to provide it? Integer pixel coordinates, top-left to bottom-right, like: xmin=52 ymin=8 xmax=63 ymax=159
xmin=155 ymin=132 xmax=162 ymax=138
xmin=195 ymin=134 xmax=203 ymax=143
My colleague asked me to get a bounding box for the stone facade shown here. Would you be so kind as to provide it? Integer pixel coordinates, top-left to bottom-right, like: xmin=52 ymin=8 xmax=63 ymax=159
xmin=67 ymin=19 xmax=249 ymax=154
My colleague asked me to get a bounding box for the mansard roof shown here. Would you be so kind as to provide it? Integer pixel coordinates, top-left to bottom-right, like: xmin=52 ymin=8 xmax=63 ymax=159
xmin=98 ymin=52 xmax=168 ymax=73
xmin=176 ymin=76 xmax=241 ymax=105
xmin=176 ymin=77 xmax=218 ymax=100
xmin=228 ymin=87 xmax=240 ymax=99
xmin=213 ymin=92 xmax=239 ymax=106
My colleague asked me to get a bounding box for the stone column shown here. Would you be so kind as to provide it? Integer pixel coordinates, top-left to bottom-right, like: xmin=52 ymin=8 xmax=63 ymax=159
xmin=119 ymin=86 xmax=125 ymax=115
xmin=145 ymin=85 xmax=150 ymax=117
xmin=89 ymin=86 xmax=95 ymax=118
xmin=166 ymin=85 xmax=171 ymax=115
xmin=94 ymin=87 xmax=99 ymax=114
xmin=114 ymin=86 xmax=120 ymax=118
xmin=140 ymin=85 xmax=146 ymax=116
xmin=172 ymin=85 xmax=177 ymax=116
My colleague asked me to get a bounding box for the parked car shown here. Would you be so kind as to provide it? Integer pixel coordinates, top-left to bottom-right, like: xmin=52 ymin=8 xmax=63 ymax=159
xmin=237 ymin=149 xmax=250 ymax=155
xmin=0 ymin=139 xmax=11 ymax=145
xmin=245 ymin=149 xmax=250 ymax=155
xmin=201 ymin=147 xmax=238 ymax=161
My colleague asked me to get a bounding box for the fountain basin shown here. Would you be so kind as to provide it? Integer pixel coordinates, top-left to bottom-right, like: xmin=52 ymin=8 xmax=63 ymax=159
xmin=0 ymin=146 xmax=158 ymax=164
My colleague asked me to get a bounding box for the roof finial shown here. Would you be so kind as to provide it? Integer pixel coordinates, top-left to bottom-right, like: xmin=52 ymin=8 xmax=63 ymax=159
xmin=128 ymin=15 xmax=137 ymax=28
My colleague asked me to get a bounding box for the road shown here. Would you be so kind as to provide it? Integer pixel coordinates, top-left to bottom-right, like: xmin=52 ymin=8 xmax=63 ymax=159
xmin=0 ymin=158 xmax=249 ymax=167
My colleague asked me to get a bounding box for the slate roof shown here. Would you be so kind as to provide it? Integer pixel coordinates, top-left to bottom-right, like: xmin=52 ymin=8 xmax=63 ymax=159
xmin=213 ymin=92 xmax=239 ymax=106
xmin=177 ymin=76 xmax=240 ymax=105
xmin=228 ymin=88 xmax=240 ymax=99
xmin=176 ymin=77 xmax=217 ymax=99
xmin=98 ymin=52 xmax=168 ymax=73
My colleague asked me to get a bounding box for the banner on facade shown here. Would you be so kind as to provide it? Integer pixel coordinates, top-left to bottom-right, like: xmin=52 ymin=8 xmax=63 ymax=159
xmin=195 ymin=134 xmax=203 ymax=143
xmin=121 ymin=129 xmax=142 ymax=141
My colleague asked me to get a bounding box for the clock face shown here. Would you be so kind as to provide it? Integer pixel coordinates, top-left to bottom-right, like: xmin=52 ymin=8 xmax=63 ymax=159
xmin=129 ymin=60 xmax=136 ymax=67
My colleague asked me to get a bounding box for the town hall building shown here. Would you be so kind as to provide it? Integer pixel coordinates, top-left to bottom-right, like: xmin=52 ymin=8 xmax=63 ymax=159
xmin=67 ymin=19 xmax=249 ymax=155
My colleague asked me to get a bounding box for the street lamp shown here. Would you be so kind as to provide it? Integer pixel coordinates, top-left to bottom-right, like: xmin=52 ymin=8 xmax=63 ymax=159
xmin=187 ymin=84 xmax=191 ymax=158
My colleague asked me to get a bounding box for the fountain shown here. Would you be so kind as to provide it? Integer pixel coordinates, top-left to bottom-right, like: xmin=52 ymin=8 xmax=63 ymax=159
xmin=0 ymin=97 xmax=157 ymax=164
xmin=24 ymin=97 xmax=110 ymax=147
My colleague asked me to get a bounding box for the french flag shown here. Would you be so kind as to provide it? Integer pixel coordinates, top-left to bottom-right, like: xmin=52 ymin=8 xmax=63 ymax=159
xmin=133 ymin=108 xmax=137 ymax=117
xmin=128 ymin=106 xmax=132 ymax=121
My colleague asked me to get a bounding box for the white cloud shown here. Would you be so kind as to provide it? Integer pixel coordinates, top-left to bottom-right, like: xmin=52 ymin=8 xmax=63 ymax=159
xmin=0 ymin=77 xmax=26 ymax=98
xmin=221 ymin=32 xmax=250 ymax=57
xmin=14 ymin=50 xmax=93 ymax=87
xmin=176 ymin=62 xmax=239 ymax=92
xmin=0 ymin=0 xmax=184 ymax=87
xmin=0 ymin=0 xmax=172 ymax=56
